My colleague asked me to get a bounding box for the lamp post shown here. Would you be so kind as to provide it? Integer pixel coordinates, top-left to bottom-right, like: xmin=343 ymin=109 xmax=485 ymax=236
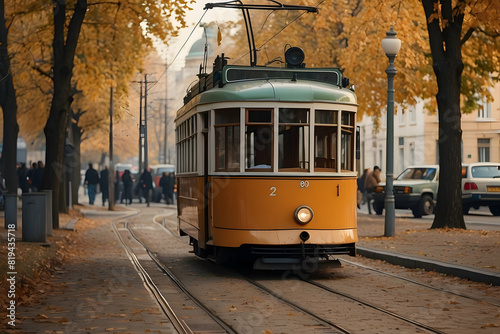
xmin=381 ymin=26 xmax=401 ymax=237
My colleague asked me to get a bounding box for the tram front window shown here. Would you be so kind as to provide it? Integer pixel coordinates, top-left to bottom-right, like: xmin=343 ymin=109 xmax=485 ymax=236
xmin=246 ymin=109 xmax=273 ymax=171
xmin=279 ymin=108 xmax=309 ymax=171
xmin=314 ymin=110 xmax=337 ymax=171
xmin=215 ymin=108 xmax=240 ymax=171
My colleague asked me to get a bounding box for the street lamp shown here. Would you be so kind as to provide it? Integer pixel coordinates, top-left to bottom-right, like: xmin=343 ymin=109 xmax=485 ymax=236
xmin=381 ymin=26 xmax=401 ymax=237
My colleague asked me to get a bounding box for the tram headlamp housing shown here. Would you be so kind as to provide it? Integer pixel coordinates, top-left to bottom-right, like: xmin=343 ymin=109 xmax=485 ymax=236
xmin=294 ymin=205 xmax=313 ymax=224
xmin=285 ymin=47 xmax=305 ymax=68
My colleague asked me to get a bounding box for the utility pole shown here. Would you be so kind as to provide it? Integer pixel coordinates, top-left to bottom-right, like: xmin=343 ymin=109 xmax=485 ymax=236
xmin=134 ymin=74 xmax=157 ymax=172
xmin=138 ymin=80 xmax=143 ymax=173
xmin=109 ymin=87 xmax=115 ymax=210
xmin=144 ymin=74 xmax=149 ymax=169
xmin=164 ymin=61 xmax=168 ymax=164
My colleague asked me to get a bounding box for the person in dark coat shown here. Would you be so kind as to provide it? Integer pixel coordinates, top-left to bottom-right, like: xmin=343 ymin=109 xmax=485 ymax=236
xmin=159 ymin=172 xmax=172 ymax=204
xmin=27 ymin=162 xmax=37 ymax=192
xmin=17 ymin=163 xmax=29 ymax=193
xmin=139 ymin=166 xmax=153 ymax=206
xmin=84 ymin=163 xmax=99 ymax=205
xmin=99 ymin=166 xmax=109 ymax=206
xmin=33 ymin=161 xmax=44 ymax=192
xmin=122 ymin=169 xmax=134 ymax=205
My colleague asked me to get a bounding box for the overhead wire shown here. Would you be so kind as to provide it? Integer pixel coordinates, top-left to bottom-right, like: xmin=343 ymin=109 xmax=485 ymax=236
xmin=232 ymin=0 xmax=326 ymax=65
xmin=147 ymin=9 xmax=209 ymax=91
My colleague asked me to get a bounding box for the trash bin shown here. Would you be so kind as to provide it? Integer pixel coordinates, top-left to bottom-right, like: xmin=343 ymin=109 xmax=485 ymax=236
xmin=42 ymin=190 xmax=53 ymax=236
xmin=4 ymin=194 xmax=17 ymax=229
xmin=22 ymin=193 xmax=46 ymax=242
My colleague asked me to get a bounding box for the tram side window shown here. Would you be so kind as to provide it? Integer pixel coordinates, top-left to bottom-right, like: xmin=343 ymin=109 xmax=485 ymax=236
xmin=215 ymin=108 xmax=240 ymax=171
xmin=279 ymin=108 xmax=309 ymax=171
xmin=246 ymin=109 xmax=273 ymax=171
xmin=341 ymin=111 xmax=355 ymax=171
xmin=176 ymin=116 xmax=197 ymax=173
xmin=314 ymin=110 xmax=337 ymax=171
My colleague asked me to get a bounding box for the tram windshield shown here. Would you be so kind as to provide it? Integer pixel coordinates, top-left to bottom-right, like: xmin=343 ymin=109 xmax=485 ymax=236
xmin=279 ymin=108 xmax=309 ymax=171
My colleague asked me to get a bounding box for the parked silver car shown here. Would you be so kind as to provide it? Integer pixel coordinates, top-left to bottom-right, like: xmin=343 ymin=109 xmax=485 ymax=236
xmin=462 ymin=162 xmax=500 ymax=216
xmin=372 ymin=165 xmax=439 ymax=218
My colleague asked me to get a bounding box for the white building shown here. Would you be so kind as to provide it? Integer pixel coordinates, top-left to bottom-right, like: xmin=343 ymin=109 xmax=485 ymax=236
xmin=359 ymin=81 xmax=500 ymax=178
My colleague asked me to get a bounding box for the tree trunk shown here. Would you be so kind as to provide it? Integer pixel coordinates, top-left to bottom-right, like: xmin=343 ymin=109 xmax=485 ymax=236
xmin=422 ymin=0 xmax=466 ymax=229
xmin=0 ymin=0 xmax=19 ymax=194
xmin=41 ymin=0 xmax=87 ymax=229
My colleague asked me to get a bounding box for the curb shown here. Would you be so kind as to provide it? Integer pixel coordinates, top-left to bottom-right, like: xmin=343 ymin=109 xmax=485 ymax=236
xmin=356 ymin=246 xmax=500 ymax=286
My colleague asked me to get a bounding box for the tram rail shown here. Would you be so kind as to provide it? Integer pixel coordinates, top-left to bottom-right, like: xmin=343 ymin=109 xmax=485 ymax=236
xmin=341 ymin=258 xmax=500 ymax=307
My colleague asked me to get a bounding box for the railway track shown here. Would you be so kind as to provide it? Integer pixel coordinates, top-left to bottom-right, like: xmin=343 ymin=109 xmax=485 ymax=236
xmin=341 ymin=258 xmax=500 ymax=307
xmin=239 ymin=270 xmax=445 ymax=334
xmin=113 ymin=221 xmax=234 ymax=334
xmin=114 ymin=215 xmax=499 ymax=333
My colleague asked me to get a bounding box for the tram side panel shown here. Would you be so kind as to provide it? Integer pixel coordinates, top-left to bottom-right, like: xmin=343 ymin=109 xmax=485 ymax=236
xmin=209 ymin=176 xmax=358 ymax=248
xmin=177 ymin=176 xmax=208 ymax=247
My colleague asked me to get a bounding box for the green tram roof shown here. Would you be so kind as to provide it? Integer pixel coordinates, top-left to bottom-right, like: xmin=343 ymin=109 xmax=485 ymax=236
xmin=176 ymin=63 xmax=357 ymax=120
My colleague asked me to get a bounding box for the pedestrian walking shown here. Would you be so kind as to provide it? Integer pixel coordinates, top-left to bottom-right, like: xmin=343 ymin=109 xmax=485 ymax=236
xmin=139 ymin=167 xmax=153 ymax=207
xmin=17 ymin=163 xmax=29 ymax=193
xmin=33 ymin=161 xmax=44 ymax=192
xmin=364 ymin=166 xmax=381 ymax=214
xmin=122 ymin=170 xmax=134 ymax=205
xmin=100 ymin=166 xmax=109 ymax=206
xmin=27 ymin=162 xmax=37 ymax=192
xmin=84 ymin=163 xmax=99 ymax=205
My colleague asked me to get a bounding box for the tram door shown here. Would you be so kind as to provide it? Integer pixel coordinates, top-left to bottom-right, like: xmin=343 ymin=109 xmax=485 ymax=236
xmin=202 ymin=112 xmax=210 ymax=247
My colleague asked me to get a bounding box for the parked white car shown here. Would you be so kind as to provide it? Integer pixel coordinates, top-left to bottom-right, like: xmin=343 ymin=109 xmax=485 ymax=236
xmin=462 ymin=162 xmax=500 ymax=216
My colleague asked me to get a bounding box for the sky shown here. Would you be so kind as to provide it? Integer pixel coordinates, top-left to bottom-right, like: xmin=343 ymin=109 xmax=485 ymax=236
xmin=160 ymin=1 xmax=236 ymax=70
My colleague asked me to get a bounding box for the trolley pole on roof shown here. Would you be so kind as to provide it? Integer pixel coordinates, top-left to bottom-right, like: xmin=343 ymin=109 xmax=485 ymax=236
xmin=204 ymin=1 xmax=318 ymax=67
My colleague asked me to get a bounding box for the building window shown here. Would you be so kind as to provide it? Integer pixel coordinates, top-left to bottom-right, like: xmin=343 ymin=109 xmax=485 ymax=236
xmin=246 ymin=109 xmax=273 ymax=171
xmin=214 ymin=108 xmax=240 ymax=171
xmin=314 ymin=110 xmax=337 ymax=171
xmin=478 ymin=138 xmax=490 ymax=162
xmin=279 ymin=108 xmax=309 ymax=171
xmin=477 ymin=97 xmax=491 ymax=119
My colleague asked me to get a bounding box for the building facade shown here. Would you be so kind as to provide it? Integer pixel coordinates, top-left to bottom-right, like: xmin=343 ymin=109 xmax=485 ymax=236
xmin=359 ymin=81 xmax=500 ymax=177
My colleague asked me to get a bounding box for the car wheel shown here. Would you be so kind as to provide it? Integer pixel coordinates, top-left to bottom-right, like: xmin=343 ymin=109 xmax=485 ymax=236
xmin=489 ymin=205 xmax=500 ymax=216
xmin=373 ymin=201 xmax=384 ymax=215
xmin=462 ymin=205 xmax=470 ymax=215
xmin=413 ymin=195 xmax=434 ymax=218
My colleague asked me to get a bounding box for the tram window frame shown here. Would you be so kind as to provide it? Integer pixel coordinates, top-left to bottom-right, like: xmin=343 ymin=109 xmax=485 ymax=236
xmin=278 ymin=108 xmax=310 ymax=172
xmin=341 ymin=111 xmax=355 ymax=171
xmin=214 ymin=108 xmax=240 ymax=172
xmin=245 ymin=108 xmax=273 ymax=172
xmin=314 ymin=110 xmax=337 ymax=172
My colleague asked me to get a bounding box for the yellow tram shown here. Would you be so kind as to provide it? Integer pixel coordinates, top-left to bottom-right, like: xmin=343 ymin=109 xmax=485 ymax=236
xmin=175 ymin=48 xmax=358 ymax=269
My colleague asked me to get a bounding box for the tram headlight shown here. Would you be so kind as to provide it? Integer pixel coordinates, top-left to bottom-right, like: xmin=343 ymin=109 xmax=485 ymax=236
xmin=294 ymin=205 xmax=313 ymax=224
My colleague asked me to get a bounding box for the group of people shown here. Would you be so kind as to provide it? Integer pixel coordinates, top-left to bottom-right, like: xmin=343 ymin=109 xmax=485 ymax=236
xmin=16 ymin=161 xmax=45 ymax=193
xmin=357 ymin=165 xmax=381 ymax=214
xmin=84 ymin=164 xmax=175 ymax=207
